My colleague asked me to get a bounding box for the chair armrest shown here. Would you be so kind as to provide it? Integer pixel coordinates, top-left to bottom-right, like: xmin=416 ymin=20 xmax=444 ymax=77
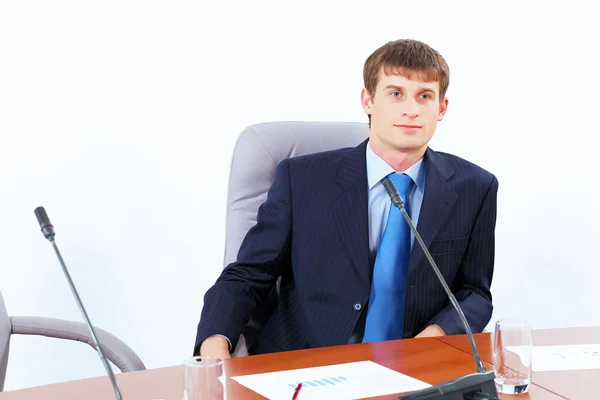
xmin=10 ymin=316 xmax=145 ymax=373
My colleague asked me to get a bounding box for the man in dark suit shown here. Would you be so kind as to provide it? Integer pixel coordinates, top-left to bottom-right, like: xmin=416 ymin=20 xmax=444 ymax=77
xmin=195 ymin=39 xmax=498 ymax=358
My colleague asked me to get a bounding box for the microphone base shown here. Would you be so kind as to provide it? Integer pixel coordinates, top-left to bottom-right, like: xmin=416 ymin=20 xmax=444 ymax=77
xmin=399 ymin=371 xmax=498 ymax=399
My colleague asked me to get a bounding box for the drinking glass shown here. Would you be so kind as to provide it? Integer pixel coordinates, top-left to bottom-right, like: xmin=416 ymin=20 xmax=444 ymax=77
xmin=492 ymin=318 xmax=533 ymax=394
xmin=183 ymin=356 xmax=226 ymax=400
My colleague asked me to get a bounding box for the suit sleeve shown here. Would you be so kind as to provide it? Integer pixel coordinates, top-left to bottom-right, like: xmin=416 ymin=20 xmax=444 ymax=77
xmin=427 ymin=174 xmax=499 ymax=335
xmin=194 ymin=159 xmax=293 ymax=354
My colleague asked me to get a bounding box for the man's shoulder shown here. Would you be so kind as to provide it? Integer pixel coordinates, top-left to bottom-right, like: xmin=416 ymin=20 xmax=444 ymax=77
xmin=291 ymin=145 xmax=355 ymax=162
xmin=434 ymin=150 xmax=496 ymax=183
xmin=281 ymin=145 xmax=357 ymax=172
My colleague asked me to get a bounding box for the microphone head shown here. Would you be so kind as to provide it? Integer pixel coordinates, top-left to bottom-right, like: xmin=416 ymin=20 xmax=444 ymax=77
xmin=35 ymin=206 xmax=55 ymax=240
xmin=382 ymin=177 xmax=404 ymax=209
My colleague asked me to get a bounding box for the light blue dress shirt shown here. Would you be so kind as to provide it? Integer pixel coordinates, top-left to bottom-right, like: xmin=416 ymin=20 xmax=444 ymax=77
xmin=366 ymin=143 xmax=426 ymax=263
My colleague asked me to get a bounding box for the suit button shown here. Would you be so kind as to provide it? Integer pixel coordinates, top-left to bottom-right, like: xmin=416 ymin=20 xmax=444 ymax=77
xmin=353 ymin=303 xmax=362 ymax=311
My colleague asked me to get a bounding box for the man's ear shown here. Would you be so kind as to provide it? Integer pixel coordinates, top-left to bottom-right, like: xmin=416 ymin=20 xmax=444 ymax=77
xmin=361 ymin=88 xmax=373 ymax=115
xmin=438 ymin=97 xmax=449 ymax=121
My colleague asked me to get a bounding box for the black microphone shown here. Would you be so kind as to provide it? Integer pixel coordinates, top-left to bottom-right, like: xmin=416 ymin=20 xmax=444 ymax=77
xmin=34 ymin=207 xmax=123 ymax=400
xmin=381 ymin=179 xmax=498 ymax=400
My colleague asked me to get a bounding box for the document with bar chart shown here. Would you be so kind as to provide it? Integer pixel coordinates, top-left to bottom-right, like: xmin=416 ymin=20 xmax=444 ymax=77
xmin=231 ymin=360 xmax=430 ymax=400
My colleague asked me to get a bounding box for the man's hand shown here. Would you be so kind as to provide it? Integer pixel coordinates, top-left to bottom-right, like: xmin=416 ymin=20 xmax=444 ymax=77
xmin=200 ymin=336 xmax=231 ymax=359
xmin=415 ymin=324 xmax=446 ymax=338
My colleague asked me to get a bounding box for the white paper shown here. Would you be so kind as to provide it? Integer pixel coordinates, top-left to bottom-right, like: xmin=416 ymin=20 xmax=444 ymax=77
xmin=506 ymin=344 xmax=600 ymax=372
xmin=231 ymin=360 xmax=430 ymax=400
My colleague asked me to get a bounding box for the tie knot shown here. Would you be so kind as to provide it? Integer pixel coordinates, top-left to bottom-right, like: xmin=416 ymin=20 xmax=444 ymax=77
xmin=389 ymin=172 xmax=413 ymax=195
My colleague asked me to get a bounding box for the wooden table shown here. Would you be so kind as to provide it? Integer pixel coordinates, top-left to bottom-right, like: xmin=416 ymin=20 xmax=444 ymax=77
xmin=1 ymin=327 xmax=597 ymax=399
xmin=438 ymin=326 xmax=600 ymax=399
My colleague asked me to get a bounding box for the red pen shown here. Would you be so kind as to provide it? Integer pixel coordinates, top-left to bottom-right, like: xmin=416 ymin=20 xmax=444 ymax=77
xmin=292 ymin=383 xmax=302 ymax=400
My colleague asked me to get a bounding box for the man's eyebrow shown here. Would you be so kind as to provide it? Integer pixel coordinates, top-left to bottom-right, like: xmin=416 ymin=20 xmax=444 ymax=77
xmin=383 ymin=85 xmax=403 ymax=91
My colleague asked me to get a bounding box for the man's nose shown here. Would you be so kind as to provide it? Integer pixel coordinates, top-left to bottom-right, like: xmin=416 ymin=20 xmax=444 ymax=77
xmin=400 ymin=99 xmax=419 ymax=118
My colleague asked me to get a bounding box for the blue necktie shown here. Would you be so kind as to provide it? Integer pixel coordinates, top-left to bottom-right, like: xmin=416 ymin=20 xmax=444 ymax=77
xmin=363 ymin=172 xmax=413 ymax=342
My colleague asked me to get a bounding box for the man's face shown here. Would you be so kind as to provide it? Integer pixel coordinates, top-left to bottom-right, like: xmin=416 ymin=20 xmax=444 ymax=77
xmin=362 ymin=68 xmax=448 ymax=156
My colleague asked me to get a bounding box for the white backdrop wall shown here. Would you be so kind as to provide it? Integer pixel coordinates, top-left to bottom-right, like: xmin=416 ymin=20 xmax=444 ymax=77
xmin=1 ymin=0 xmax=598 ymax=391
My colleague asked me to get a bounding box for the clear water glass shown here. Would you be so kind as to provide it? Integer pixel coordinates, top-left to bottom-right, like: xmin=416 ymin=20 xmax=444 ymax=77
xmin=183 ymin=356 xmax=226 ymax=400
xmin=492 ymin=318 xmax=533 ymax=394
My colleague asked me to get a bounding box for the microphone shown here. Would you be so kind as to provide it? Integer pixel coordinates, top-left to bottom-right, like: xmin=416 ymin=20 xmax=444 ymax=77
xmin=380 ymin=179 xmax=498 ymax=399
xmin=34 ymin=207 xmax=123 ymax=400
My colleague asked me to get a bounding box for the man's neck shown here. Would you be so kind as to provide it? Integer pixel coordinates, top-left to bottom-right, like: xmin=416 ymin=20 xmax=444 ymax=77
xmin=369 ymin=141 xmax=426 ymax=172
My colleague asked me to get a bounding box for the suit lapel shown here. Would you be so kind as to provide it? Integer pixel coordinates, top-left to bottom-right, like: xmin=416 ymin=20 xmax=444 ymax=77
xmin=332 ymin=140 xmax=371 ymax=282
xmin=409 ymin=148 xmax=458 ymax=274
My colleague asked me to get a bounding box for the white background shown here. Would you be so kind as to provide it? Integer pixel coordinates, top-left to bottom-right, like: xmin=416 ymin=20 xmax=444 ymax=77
xmin=1 ymin=0 xmax=599 ymax=391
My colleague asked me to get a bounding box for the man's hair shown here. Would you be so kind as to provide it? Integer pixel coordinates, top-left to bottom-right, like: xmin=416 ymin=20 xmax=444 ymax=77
xmin=363 ymin=39 xmax=450 ymax=125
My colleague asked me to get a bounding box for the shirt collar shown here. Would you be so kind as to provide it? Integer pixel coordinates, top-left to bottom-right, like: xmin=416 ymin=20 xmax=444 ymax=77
xmin=366 ymin=142 xmax=426 ymax=191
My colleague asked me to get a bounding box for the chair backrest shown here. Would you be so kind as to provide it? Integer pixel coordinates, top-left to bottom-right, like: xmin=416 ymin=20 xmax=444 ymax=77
xmin=0 ymin=291 xmax=12 ymax=392
xmin=224 ymin=121 xmax=369 ymax=355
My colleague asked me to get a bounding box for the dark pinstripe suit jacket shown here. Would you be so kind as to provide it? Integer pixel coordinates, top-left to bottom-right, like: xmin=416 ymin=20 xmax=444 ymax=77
xmin=195 ymin=139 xmax=498 ymax=355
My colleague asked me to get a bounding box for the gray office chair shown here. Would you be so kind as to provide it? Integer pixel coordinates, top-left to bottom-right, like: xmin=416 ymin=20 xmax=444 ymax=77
xmin=224 ymin=121 xmax=369 ymax=357
xmin=0 ymin=290 xmax=145 ymax=392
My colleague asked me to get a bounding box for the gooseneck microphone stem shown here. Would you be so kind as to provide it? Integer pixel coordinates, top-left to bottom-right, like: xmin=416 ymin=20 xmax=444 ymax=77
xmin=34 ymin=207 xmax=122 ymax=400
xmin=398 ymin=202 xmax=486 ymax=374
xmin=382 ymin=179 xmax=486 ymax=374
xmin=50 ymin=240 xmax=122 ymax=399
